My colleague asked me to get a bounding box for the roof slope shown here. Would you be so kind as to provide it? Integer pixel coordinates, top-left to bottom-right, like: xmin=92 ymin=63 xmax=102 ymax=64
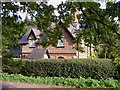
xmin=7 ymin=48 xmax=20 ymax=57
xmin=18 ymin=27 xmax=41 ymax=44
xmin=28 ymin=48 xmax=50 ymax=59
xmin=18 ymin=22 xmax=77 ymax=44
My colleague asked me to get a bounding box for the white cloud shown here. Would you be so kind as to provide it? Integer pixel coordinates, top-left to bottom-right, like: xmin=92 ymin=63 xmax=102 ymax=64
xmin=99 ymin=2 xmax=106 ymax=9
xmin=48 ymin=0 xmax=65 ymax=8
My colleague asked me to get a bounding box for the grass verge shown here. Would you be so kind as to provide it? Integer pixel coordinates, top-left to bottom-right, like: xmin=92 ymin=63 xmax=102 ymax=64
xmin=0 ymin=73 xmax=120 ymax=88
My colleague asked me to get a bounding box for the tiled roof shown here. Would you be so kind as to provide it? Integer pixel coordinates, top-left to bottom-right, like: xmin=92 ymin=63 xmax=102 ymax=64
xmin=18 ymin=22 xmax=77 ymax=44
xmin=28 ymin=48 xmax=50 ymax=59
xmin=7 ymin=48 xmax=20 ymax=57
xmin=18 ymin=27 xmax=41 ymax=44
xmin=67 ymin=22 xmax=79 ymax=37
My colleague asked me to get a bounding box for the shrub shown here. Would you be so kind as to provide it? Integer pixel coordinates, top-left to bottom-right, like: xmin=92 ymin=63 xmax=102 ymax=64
xmin=2 ymin=58 xmax=118 ymax=80
xmin=2 ymin=54 xmax=24 ymax=74
xmin=22 ymin=59 xmax=116 ymax=79
xmin=112 ymin=57 xmax=120 ymax=79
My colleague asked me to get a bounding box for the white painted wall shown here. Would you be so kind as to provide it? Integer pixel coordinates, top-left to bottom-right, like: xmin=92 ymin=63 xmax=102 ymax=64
xmin=44 ymin=54 xmax=49 ymax=59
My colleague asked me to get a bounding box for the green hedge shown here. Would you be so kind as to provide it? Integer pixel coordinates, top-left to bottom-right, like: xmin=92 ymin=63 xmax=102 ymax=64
xmin=2 ymin=56 xmax=119 ymax=80
xmin=113 ymin=57 xmax=120 ymax=79
xmin=2 ymin=54 xmax=24 ymax=74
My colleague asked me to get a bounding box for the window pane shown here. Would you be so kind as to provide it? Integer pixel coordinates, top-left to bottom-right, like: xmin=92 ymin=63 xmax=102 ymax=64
xmin=29 ymin=40 xmax=35 ymax=47
xmin=57 ymin=38 xmax=64 ymax=47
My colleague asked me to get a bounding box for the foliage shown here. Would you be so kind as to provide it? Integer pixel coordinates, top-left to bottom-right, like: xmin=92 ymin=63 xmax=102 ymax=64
xmin=2 ymin=2 xmax=26 ymax=51
xmin=113 ymin=57 xmax=120 ymax=79
xmin=2 ymin=58 xmax=119 ymax=80
xmin=1 ymin=73 xmax=120 ymax=88
xmin=2 ymin=54 xmax=24 ymax=74
xmin=20 ymin=2 xmax=63 ymax=47
xmin=2 ymin=1 xmax=120 ymax=58
xmin=56 ymin=2 xmax=120 ymax=58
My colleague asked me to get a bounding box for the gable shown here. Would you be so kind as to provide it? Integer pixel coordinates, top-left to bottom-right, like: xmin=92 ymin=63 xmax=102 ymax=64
xmin=63 ymin=27 xmax=74 ymax=40
xmin=28 ymin=30 xmax=36 ymax=40
xmin=18 ymin=28 xmax=41 ymax=44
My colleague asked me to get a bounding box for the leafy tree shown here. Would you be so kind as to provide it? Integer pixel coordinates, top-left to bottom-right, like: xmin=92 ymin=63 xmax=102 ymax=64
xmin=56 ymin=2 xmax=120 ymax=58
xmin=2 ymin=2 xmax=26 ymax=52
xmin=2 ymin=1 xmax=120 ymax=59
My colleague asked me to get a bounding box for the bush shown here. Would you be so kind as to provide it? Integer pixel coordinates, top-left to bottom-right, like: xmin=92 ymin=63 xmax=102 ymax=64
xmin=2 ymin=54 xmax=24 ymax=74
xmin=2 ymin=57 xmax=118 ymax=80
xmin=24 ymin=59 xmax=118 ymax=80
xmin=113 ymin=57 xmax=120 ymax=79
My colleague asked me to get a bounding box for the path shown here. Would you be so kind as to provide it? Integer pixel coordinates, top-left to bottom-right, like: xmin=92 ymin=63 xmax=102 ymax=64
xmin=0 ymin=80 xmax=73 ymax=89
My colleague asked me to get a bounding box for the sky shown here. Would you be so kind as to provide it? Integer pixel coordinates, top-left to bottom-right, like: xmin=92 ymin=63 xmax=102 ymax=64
xmin=18 ymin=0 xmax=65 ymax=21
xmin=18 ymin=0 xmax=107 ymax=21
xmin=48 ymin=0 xmax=65 ymax=8
xmin=48 ymin=0 xmax=106 ymax=8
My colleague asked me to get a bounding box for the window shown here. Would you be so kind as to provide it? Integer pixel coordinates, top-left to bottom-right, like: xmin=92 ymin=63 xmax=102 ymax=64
xmin=29 ymin=40 xmax=36 ymax=48
xmin=57 ymin=38 xmax=64 ymax=47
xmin=58 ymin=56 xmax=64 ymax=59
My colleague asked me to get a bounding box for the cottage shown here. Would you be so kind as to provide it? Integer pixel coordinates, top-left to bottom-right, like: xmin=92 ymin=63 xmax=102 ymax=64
xmin=18 ymin=25 xmax=76 ymax=59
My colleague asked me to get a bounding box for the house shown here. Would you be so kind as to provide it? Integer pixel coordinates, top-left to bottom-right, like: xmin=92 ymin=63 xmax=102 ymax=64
xmin=18 ymin=25 xmax=76 ymax=59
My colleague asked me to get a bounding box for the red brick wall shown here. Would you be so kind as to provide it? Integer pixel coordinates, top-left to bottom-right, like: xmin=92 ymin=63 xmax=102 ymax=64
xmin=47 ymin=28 xmax=76 ymax=59
xmin=62 ymin=27 xmax=74 ymax=49
xmin=50 ymin=53 xmax=76 ymax=59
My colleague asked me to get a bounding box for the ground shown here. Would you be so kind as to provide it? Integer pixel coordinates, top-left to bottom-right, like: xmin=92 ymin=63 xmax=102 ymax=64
xmin=0 ymin=80 xmax=73 ymax=89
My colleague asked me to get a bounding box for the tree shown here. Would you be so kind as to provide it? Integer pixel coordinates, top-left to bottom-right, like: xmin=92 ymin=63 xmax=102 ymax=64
xmin=56 ymin=2 xmax=120 ymax=58
xmin=2 ymin=1 xmax=120 ymax=58
xmin=2 ymin=2 xmax=26 ymax=51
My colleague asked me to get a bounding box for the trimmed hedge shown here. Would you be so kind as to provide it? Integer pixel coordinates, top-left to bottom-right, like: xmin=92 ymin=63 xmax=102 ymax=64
xmin=2 ymin=57 xmax=119 ymax=80
xmin=2 ymin=54 xmax=24 ymax=74
xmin=113 ymin=57 xmax=120 ymax=79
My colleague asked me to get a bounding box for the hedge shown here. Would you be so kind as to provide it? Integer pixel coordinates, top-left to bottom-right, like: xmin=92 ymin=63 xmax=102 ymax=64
xmin=113 ymin=57 xmax=120 ymax=79
xmin=2 ymin=55 xmax=119 ymax=80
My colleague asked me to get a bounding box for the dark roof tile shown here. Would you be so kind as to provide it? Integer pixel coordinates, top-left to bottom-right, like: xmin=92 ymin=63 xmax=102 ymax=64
xmin=7 ymin=48 xmax=20 ymax=57
xmin=18 ymin=27 xmax=41 ymax=44
xmin=28 ymin=48 xmax=50 ymax=59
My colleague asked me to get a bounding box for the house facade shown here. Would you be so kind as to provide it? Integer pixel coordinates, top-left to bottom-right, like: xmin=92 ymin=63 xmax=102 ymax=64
xmin=18 ymin=26 xmax=76 ymax=59
xmin=47 ymin=27 xmax=76 ymax=59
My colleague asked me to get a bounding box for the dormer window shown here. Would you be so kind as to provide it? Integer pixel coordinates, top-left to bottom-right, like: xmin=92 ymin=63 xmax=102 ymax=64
xmin=28 ymin=33 xmax=36 ymax=48
xmin=57 ymin=38 xmax=64 ymax=48
xmin=29 ymin=40 xmax=36 ymax=48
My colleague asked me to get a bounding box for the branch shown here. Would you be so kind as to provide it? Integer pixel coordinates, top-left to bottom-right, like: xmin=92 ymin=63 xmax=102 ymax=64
xmin=93 ymin=18 xmax=120 ymax=37
xmin=79 ymin=2 xmax=88 ymax=18
xmin=93 ymin=23 xmax=118 ymax=48
xmin=24 ymin=3 xmax=37 ymax=20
